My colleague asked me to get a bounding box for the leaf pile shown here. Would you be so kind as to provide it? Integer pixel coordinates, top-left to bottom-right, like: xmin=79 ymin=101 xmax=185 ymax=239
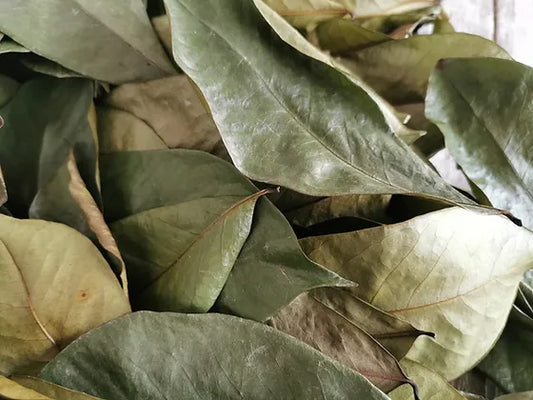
xmin=0 ymin=1 xmax=531 ymax=399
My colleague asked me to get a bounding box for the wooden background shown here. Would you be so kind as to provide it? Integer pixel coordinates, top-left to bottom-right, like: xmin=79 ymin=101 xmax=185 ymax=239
xmin=442 ymin=0 xmax=533 ymax=66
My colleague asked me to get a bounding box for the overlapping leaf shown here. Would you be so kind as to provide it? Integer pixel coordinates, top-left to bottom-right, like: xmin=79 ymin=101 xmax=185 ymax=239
xmin=339 ymin=34 xmax=510 ymax=104
xmin=0 ymin=77 xmax=100 ymax=229
xmin=0 ymin=215 xmax=130 ymax=375
xmin=40 ymin=312 xmax=391 ymax=399
xmin=164 ymin=0 xmax=468 ymax=203
xmin=426 ymin=58 xmax=533 ymax=229
xmin=390 ymin=359 xmax=467 ymax=400
xmin=269 ymin=289 xmax=428 ymax=393
xmin=300 ymin=207 xmax=533 ymax=379
xmin=0 ymin=0 xmax=175 ymax=83
xmin=98 ymin=75 xmax=227 ymax=157
xmin=101 ymin=150 xmax=349 ymax=320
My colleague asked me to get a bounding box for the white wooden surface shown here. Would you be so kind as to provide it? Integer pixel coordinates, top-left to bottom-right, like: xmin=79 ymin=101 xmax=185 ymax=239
xmin=441 ymin=0 xmax=533 ymax=66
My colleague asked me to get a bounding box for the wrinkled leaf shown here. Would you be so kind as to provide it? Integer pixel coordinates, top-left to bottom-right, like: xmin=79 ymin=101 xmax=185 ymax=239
xmin=0 ymin=215 xmax=130 ymax=375
xmin=11 ymin=377 xmax=102 ymax=400
xmin=300 ymin=207 xmax=533 ymax=379
xmin=101 ymin=150 xmax=349 ymax=320
xmin=41 ymin=311 xmax=391 ymax=400
xmin=390 ymin=359 xmax=466 ymax=400
xmin=340 ymin=34 xmax=510 ymax=103
xmin=0 ymin=0 xmax=174 ymax=83
xmin=102 ymin=75 xmax=226 ymax=157
xmin=19 ymin=54 xmax=84 ymax=79
xmin=0 ymin=77 xmax=100 ymax=223
xmin=426 ymin=58 xmax=533 ymax=229
xmin=164 ymin=0 xmax=467 ymax=203
xmin=270 ymin=290 xmax=424 ymax=393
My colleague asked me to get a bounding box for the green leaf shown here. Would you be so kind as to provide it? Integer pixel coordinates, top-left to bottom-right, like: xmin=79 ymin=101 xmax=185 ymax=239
xmin=255 ymin=0 xmax=424 ymax=146
xmin=0 ymin=38 xmax=28 ymax=54
xmin=163 ymin=0 xmax=467 ymax=203
xmin=100 ymin=75 xmax=227 ymax=157
xmin=0 ymin=0 xmax=174 ymax=83
xmin=101 ymin=150 xmax=349 ymax=320
xmin=426 ymin=58 xmax=533 ymax=229
xmin=339 ymin=34 xmax=510 ymax=104
xmin=0 ymin=215 xmax=130 ymax=375
xmin=262 ymin=0 xmax=437 ymax=29
xmin=123 ymin=189 xmax=263 ymax=313
xmin=316 ymin=18 xmax=391 ymax=53
xmin=477 ymin=305 xmax=533 ymax=393
xmin=390 ymin=359 xmax=466 ymax=400
xmin=0 ymin=77 xmax=100 ymax=226
xmin=270 ymin=289 xmax=427 ymax=393
xmin=11 ymin=377 xmax=102 ymax=400
xmin=41 ymin=311 xmax=391 ymax=400
xmin=300 ymin=207 xmax=533 ymax=379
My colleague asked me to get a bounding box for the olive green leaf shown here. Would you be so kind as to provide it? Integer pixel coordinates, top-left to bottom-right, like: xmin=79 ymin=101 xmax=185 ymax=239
xmin=0 ymin=376 xmax=51 ymax=400
xmin=286 ymin=194 xmax=393 ymax=227
xmin=270 ymin=289 xmax=427 ymax=394
xmin=390 ymin=359 xmax=466 ymax=400
xmin=0 ymin=215 xmax=130 ymax=375
xmin=262 ymin=0 xmax=436 ymax=29
xmin=11 ymin=377 xmax=102 ymax=400
xmin=100 ymin=75 xmax=227 ymax=157
xmin=164 ymin=0 xmax=467 ymax=203
xmin=426 ymin=58 xmax=533 ymax=229
xmin=477 ymin=304 xmax=533 ymax=393
xmin=340 ymin=34 xmax=510 ymax=104
xmin=255 ymin=0 xmax=424 ymax=146
xmin=300 ymin=207 xmax=533 ymax=379
xmin=101 ymin=150 xmax=349 ymax=320
xmin=129 ymin=189 xmax=265 ymax=313
xmin=0 ymin=77 xmax=99 ymax=221
xmin=495 ymin=393 xmax=533 ymax=400
xmin=316 ymin=18 xmax=391 ymax=53
xmin=0 ymin=38 xmax=28 ymax=54
xmin=0 ymin=0 xmax=174 ymax=83
xmin=41 ymin=312 xmax=392 ymax=400
xmin=19 ymin=55 xmax=84 ymax=79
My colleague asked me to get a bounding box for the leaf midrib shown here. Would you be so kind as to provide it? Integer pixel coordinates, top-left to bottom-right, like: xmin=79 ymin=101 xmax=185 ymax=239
xmin=177 ymin=0 xmax=411 ymax=193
